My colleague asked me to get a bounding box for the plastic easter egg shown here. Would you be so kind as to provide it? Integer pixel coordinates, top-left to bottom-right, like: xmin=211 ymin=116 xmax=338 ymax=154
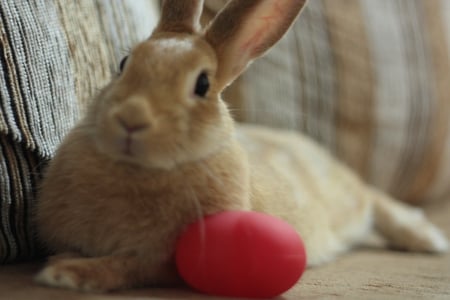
xmin=175 ymin=211 xmax=306 ymax=298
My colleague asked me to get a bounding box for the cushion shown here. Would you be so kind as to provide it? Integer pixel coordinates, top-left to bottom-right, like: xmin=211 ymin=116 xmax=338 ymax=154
xmin=0 ymin=0 xmax=159 ymax=263
xmin=206 ymin=0 xmax=450 ymax=204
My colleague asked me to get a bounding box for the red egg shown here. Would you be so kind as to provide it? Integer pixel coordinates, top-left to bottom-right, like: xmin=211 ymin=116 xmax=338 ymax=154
xmin=175 ymin=211 xmax=307 ymax=298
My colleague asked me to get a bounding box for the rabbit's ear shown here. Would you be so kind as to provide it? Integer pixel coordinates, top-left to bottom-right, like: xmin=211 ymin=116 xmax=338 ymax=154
xmin=155 ymin=0 xmax=205 ymax=33
xmin=205 ymin=0 xmax=307 ymax=88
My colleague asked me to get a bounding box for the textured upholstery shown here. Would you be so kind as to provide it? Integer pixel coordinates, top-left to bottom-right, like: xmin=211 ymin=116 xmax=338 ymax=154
xmin=0 ymin=0 xmax=159 ymax=263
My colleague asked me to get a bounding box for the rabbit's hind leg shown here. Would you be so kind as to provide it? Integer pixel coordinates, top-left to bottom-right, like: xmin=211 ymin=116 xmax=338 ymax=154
xmin=304 ymin=196 xmax=373 ymax=267
xmin=371 ymin=189 xmax=448 ymax=253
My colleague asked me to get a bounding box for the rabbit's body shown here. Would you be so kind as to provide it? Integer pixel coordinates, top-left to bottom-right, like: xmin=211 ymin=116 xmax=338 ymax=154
xmin=37 ymin=122 xmax=367 ymax=267
xmin=36 ymin=121 xmax=252 ymax=288
xmin=239 ymin=125 xmax=373 ymax=265
xmin=35 ymin=0 xmax=448 ymax=293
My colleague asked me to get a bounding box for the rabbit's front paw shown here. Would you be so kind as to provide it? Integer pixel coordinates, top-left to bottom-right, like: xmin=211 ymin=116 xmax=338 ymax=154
xmin=35 ymin=260 xmax=105 ymax=292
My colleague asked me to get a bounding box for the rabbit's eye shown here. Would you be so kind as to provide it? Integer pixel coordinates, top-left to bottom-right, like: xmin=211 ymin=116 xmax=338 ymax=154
xmin=119 ymin=56 xmax=128 ymax=73
xmin=194 ymin=72 xmax=210 ymax=98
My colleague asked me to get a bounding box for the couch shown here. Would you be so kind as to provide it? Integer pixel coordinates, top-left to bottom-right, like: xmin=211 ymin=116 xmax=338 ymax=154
xmin=1 ymin=0 xmax=449 ymax=299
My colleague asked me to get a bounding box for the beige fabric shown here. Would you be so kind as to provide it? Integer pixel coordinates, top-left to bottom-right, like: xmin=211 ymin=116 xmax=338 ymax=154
xmin=56 ymin=0 xmax=159 ymax=110
xmin=1 ymin=200 xmax=449 ymax=299
xmin=206 ymin=0 xmax=450 ymax=204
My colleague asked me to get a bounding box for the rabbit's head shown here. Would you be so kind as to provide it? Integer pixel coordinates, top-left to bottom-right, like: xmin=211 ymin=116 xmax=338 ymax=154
xmin=88 ymin=0 xmax=307 ymax=170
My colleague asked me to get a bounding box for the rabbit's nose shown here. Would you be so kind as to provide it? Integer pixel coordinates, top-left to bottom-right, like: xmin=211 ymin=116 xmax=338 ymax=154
xmin=110 ymin=95 xmax=155 ymax=135
xmin=116 ymin=116 xmax=150 ymax=134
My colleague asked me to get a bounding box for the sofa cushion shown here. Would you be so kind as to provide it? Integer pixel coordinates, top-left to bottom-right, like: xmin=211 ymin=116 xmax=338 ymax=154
xmin=0 ymin=0 xmax=159 ymax=263
xmin=207 ymin=0 xmax=450 ymax=204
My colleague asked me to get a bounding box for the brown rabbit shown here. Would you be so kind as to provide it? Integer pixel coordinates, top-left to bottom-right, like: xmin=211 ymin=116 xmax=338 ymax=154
xmin=35 ymin=0 xmax=448 ymax=292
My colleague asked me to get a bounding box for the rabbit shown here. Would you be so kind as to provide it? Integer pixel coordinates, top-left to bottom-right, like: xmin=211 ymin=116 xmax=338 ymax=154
xmin=35 ymin=0 xmax=448 ymax=293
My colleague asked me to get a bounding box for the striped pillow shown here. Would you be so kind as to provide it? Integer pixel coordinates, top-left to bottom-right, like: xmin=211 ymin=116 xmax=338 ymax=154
xmin=207 ymin=0 xmax=450 ymax=204
xmin=0 ymin=0 xmax=158 ymax=263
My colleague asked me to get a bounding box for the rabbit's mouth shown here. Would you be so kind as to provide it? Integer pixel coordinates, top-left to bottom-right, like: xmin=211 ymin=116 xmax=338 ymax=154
xmin=96 ymin=124 xmax=233 ymax=172
xmin=94 ymin=124 xmax=206 ymax=171
xmin=117 ymin=133 xmax=141 ymax=158
xmin=95 ymin=130 xmax=180 ymax=170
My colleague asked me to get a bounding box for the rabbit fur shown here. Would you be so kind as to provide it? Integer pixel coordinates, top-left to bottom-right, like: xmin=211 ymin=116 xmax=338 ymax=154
xmin=35 ymin=0 xmax=448 ymax=292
